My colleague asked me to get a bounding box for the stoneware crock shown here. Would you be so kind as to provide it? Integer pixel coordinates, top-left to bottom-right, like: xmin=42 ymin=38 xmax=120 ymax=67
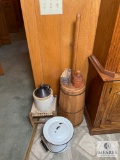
xmin=33 ymin=84 xmax=53 ymax=112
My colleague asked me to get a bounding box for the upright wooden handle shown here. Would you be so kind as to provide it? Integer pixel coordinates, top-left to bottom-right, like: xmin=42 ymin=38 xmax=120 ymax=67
xmin=72 ymin=13 xmax=81 ymax=72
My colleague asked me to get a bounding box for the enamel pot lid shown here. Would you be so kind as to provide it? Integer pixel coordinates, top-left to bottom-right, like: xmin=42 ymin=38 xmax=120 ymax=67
xmin=43 ymin=117 xmax=74 ymax=145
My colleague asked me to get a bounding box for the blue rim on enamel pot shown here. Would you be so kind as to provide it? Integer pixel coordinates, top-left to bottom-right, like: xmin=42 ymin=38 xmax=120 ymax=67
xmin=43 ymin=116 xmax=74 ymax=153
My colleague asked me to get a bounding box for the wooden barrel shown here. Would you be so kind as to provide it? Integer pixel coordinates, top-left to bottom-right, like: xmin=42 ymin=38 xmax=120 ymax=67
xmin=58 ymin=107 xmax=84 ymax=127
xmin=58 ymin=83 xmax=85 ymax=126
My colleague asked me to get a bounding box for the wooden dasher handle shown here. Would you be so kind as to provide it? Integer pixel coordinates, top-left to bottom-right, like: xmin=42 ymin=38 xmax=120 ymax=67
xmin=72 ymin=13 xmax=81 ymax=72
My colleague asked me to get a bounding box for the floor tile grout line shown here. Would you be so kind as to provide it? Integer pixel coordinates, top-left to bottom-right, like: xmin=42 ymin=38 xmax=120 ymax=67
xmin=42 ymin=151 xmax=52 ymax=160
xmin=31 ymin=150 xmax=40 ymax=160
xmin=74 ymin=131 xmax=87 ymax=145
xmin=33 ymin=127 xmax=44 ymax=145
xmin=33 ymin=136 xmax=41 ymax=145
xmin=77 ymin=144 xmax=95 ymax=158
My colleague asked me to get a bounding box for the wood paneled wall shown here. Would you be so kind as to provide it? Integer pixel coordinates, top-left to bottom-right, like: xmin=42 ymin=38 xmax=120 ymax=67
xmin=20 ymin=0 xmax=101 ymax=94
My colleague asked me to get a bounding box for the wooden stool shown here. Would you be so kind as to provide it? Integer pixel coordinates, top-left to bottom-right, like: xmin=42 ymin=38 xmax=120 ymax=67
xmin=29 ymin=96 xmax=57 ymax=128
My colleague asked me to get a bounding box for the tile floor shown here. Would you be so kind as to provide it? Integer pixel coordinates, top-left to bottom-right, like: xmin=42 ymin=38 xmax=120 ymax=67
xmin=29 ymin=117 xmax=120 ymax=160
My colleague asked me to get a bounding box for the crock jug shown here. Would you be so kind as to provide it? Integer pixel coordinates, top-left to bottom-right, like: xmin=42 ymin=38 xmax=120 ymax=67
xmin=33 ymin=84 xmax=53 ymax=112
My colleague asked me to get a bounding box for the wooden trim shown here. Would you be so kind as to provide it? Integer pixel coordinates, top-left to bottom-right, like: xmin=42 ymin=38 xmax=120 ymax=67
xmin=89 ymin=55 xmax=120 ymax=81
xmin=90 ymin=127 xmax=120 ymax=135
xmin=90 ymin=55 xmax=115 ymax=77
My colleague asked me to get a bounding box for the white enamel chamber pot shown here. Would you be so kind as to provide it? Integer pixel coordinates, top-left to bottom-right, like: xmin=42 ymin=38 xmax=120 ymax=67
xmin=42 ymin=116 xmax=74 ymax=153
xmin=33 ymin=88 xmax=53 ymax=112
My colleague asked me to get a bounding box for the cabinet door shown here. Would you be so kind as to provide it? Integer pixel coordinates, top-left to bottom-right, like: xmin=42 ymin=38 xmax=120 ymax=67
xmin=101 ymin=82 xmax=120 ymax=127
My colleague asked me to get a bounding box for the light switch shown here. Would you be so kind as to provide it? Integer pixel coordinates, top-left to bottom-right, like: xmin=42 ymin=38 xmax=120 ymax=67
xmin=39 ymin=0 xmax=63 ymax=15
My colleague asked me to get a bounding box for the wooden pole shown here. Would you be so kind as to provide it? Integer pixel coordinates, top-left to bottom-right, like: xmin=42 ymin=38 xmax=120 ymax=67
xmin=72 ymin=13 xmax=81 ymax=72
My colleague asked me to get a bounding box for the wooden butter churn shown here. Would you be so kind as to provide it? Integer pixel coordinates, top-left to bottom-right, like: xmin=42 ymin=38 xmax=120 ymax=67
xmin=58 ymin=14 xmax=85 ymax=126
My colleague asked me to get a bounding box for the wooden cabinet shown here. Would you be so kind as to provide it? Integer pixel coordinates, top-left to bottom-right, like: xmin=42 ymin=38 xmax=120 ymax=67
xmin=1 ymin=0 xmax=23 ymax=33
xmin=12 ymin=0 xmax=23 ymax=28
xmin=86 ymin=59 xmax=120 ymax=134
xmin=85 ymin=0 xmax=120 ymax=135
xmin=2 ymin=0 xmax=19 ymax=33
xmin=0 ymin=0 xmax=10 ymax=44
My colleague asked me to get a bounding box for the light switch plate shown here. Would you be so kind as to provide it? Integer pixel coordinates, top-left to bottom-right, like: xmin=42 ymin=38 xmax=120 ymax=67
xmin=39 ymin=0 xmax=63 ymax=15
